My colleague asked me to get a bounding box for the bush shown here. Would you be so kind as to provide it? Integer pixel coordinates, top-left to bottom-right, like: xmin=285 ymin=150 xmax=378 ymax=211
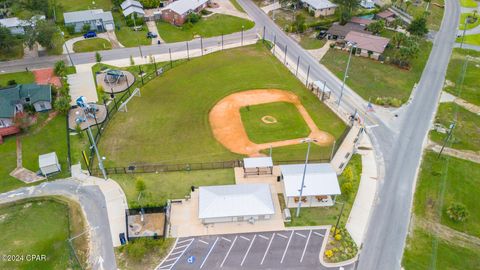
xmin=54 ymin=60 xmax=66 ymax=77
xmin=136 ymin=179 xmax=146 ymax=193
xmin=126 ymin=13 xmax=144 ymax=27
xmin=447 ymin=203 xmax=469 ymax=222
xmin=95 ymin=52 xmax=102 ymax=63
xmin=125 ymin=241 xmax=147 ymax=261
xmin=54 ymin=96 xmax=71 ymax=114
xmin=7 ymin=80 xmax=17 ymax=86
xmin=186 ymin=12 xmax=201 ymax=24
xmin=82 ymin=23 xmax=91 ymax=33
xmin=341 ymin=182 xmax=353 ymax=196
xmin=335 ymin=234 xmax=342 ymax=241
xmin=325 ymin=249 xmax=334 ymax=258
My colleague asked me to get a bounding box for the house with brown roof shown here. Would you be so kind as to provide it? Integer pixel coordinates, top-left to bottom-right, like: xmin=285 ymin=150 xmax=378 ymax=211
xmin=344 ymin=31 xmax=390 ymax=60
xmin=350 ymin=17 xmax=374 ymax=26
xmin=375 ymin=10 xmax=396 ymax=25
xmin=326 ymin=22 xmax=371 ymax=40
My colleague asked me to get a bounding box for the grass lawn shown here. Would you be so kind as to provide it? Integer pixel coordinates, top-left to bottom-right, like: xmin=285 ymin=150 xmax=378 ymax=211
xmin=0 ymin=197 xmax=88 ymax=269
xmin=98 ymin=43 xmax=345 ymax=167
xmin=459 ymin=13 xmax=480 ymax=30
xmin=116 ymin=238 xmax=175 ymax=270
xmin=0 ymin=137 xmax=26 ymax=193
xmin=457 ymin=33 xmax=480 ymax=46
xmin=156 ymin=14 xmax=254 ymax=43
xmin=113 ymin=12 xmax=151 ymax=47
xmin=430 ymin=103 xmax=480 ymax=152
xmin=321 ymin=38 xmax=432 ymax=106
xmin=112 ymin=169 xmax=235 ymax=207
xmin=240 ymin=102 xmax=311 ymax=144
xmin=403 ymin=228 xmax=480 ymax=270
xmin=444 ymin=48 xmax=480 ymax=106
xmin=54 ymin=0 xmax=113 ymax=22
xmin=285 ymin=154 xmax=362 ymax=226
xmin=413 ymin=151 xmax=480 ymax=237
xmin=299 ymin=35 xmax=326 ymax=50
xmin=0 ymin=71 xmax=35 ymax=88
xmin=400 ymin=0 xmax=445 ymax=31
xmin=229 ymin=0 xmax=246 ymax=12
xmin=460 ymin=0 xmax=478 ymax=7
xmin=72 ymin=38 xmax=112 ymax=53
xmin=0 ymin=41 xmax=24 ymax=61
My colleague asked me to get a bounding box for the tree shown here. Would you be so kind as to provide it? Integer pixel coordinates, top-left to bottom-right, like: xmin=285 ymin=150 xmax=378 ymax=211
xmin=294 ymin=13 xmax=306 ymax=33
xmin=54 ymin=60 xmax=66 ymax=77
xmin=0 ymin=26 xmax=19 ymax=51
xmin=334 ymin=0 xmax=360 ymax=24
xmin=54 ymin=96 xmax=71 ymax=114
xmin=95 ymin=51 xmax=102 ymax=63
xmin=407 ymin=17 xmax=429 ymax=36
xmin=367 ymin=20 xmax=385 ymax=34
xmin=447 ymin=203 xmax=469 ymax=222
xmin=391 ymin=17 xmax=403 ymax=30
xmin=36 ymin=20 xmax=60 ymax=49
xmin=394 ymin=36 xmax=419 ymax=67
xmin=82 ymin=23 xmax=91 ymax=33
xmin=186 ymin=12 xmax=201 ymax=24
xmin=135 ymin=179 xmax=146 ymax=194
xmin=405 ymin=0 xmax=412 ymax=12
xmin=392 ymin=32 xmax=407 ymax=48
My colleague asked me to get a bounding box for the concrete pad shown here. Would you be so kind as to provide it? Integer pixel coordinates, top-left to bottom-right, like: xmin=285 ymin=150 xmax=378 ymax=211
xmin=439 ymin=91 xmax=456 ymax=103
xmin=68 ymin=63 xmax=98 ymax=105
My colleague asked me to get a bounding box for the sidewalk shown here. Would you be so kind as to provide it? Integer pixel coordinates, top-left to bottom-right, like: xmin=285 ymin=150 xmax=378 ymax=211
xmin=345 ymin=134 xmax=378 ymax=246
xmin=261 ymin=2 xmax=281 ymax=14
xmin=67 ymin=63 xmax=97 ymax=104
xmin=72 ymin=164 xmax=128 ymax=247
xmin=330 ymin=124 xmax=362 ymax=174
xmin=207 ymin=0 xmax=251 ymax=20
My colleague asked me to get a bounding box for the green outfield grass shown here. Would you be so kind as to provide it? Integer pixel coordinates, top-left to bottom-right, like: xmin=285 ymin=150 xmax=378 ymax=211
xmin=444 ymin=48 xmax=480 ymax=106
xmin=72 ymin=38 xmax=112 ymax=52
xmin=98 ymin=43 xmax=346 ymax=167
xmin=0 ymin=198 xmax=87 ymax=269
xmin=240 ymin=102 xmax=311 ymax=144
xmin=156 ymin=14 xmax=254 ymax=43
xmin=430 ymin=103 xmax=480 ymax=152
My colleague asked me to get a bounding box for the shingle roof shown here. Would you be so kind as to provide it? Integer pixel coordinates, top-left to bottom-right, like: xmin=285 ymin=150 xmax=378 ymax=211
xmin=327 ymin=22 xmax=370 ymax=37
xmin=345 ymin=31 xmax=390 ymax=53
xmin=350 ymin=17 xmax=374 ymax=26
xmin=301 ymin=0 xmax=337 ymax=9
xmin=164 ymin=0 xmax=209 ymax=16
xmin=0 ymin=17 xmax=27 ymax=28
xmin=376 ymin=10 xmax=395 ymax=19
xmin=123 ymin=6 xmax=146 ymax=17
xmin=121 ymin=0 xmax=143 ymax=10
xmin=0 ymin=84 xmax=51 ymax=118
xmin=63 ymin=9 xmax=113 ymax=24
xmin=198 ymin=184 xmax=275 ymax=219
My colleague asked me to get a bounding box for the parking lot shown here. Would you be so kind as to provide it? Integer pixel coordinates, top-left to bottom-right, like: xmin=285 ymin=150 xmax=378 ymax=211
xmin=156 ymin=229 xmax=355 ymax=270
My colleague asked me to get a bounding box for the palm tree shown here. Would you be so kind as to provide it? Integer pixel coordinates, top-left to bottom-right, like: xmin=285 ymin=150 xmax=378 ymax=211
xmin=405 ymin=0 xmax=412 ymax=12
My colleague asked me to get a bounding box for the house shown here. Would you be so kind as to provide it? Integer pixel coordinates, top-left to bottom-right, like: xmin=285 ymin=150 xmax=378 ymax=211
xmin=280 ymin=163 xmax=341 ymax=208
xmin=360 ymin=0 xmax=375 ymax=9
xmin=300 ymin=0 xmax=337 ymax=17
xmin=0 ymin=15 xmax=45 ymax=35
xmin=64 ymin=9 xmax=115 ymax=33
xmin=121 ymin=0 xmax=145 ymax=18
xmin=344 ymin=31 xmax=390 ymax=60
xmin=375 ymin=10 xmax=396 ymax=25
xmin=326 ymin=22 xmax=371 ymax=40
xmin=198 ymin=184 xmax=275 ymax=224
xmin=161 ymin=0 xmax=210 ymax=25
xmin=350 ymin=17 xmax=374 ymax=26
xmin=0 ymin=84 xmax=52 ymax=120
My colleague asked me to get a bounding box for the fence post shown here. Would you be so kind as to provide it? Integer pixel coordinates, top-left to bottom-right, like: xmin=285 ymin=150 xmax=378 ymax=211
xmin=169 ymin=48 xmax=173 ymax=68
xmin=153 ymin=57 xmax=158 ymax=76
xmin=103 ymin=98 xmax=110 ymax=120
xmin=305 ymin=65 xmax=310 ymax=87
xmin=295 ymin=55 xmax=300 ymax=76
xmin=273 ymin=35 xmax=276 ymax=55
xmin=186 ymin=41 xmax=190 ymax=60
xmin=284 ymin=45 xmax=288 ymax=65
xmin=262 ymin=26 xmax=265 ymax=43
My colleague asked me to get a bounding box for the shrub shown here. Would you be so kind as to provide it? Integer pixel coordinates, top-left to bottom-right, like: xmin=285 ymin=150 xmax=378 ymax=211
xmin=125 ymin=240 xmax=147 ymax=261
xmin=130 ymin=55 xmax=135 ymax=66
xmin=95 ymin=51 xmax=102 ymax=63
xmin=136 ymin=179 xmax=146 ymax=194
xmin=82 ymin=23 xmax=91 ymax=33
xmin=342 ymin=166 xmax=353 ymax=181
xmin=65 ymin=25 xmax=76 ymax=35
xmin=7 ymin=80 xmax=16 ymax=86
xmin=341 ymin=182 xmax=353 ymax=196
xmin=54 ymin=60 xmax=66 ymax=77
xmin=75 ymin=124 xmax=83 ymax=138
xmin=186 ymin=12 xmax=201 ymax=24
xmin=447 ymin=203 xmax=469 ymax=222
xmin=325 ymin=249 xmax=334 ymax=258
xmin=335 ymin=234 xmax=342 ymax=241
xmin=54 ymin=96 xmax=71 ymax=114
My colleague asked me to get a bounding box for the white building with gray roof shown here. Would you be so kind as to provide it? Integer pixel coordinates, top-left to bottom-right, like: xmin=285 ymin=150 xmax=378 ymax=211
xmin=63 ymin=9 xmax=114 ymax=33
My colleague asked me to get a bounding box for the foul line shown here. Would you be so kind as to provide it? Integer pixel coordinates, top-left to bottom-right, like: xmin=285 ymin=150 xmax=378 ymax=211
xmin=200 ymin=237 xmax=219 ymax=269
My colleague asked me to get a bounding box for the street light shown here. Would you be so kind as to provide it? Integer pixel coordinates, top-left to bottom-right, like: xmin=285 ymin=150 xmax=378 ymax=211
xmin=296 ymin=138 xmax=318 ymax=217
xmin=61 ymin=31 xmax=75 ymax=68
xmin=338 ymin=42 xmax=356 ymax=107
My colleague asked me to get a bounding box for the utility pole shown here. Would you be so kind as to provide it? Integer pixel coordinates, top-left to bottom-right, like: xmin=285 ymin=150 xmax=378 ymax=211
xmin=338 ymin=43 xmax=356 ymax=106
xmin=296 ymin=138 xmax=317 ymax=217
xmin=437 ymin=122 xmax=455 ymax=158
xmin=241 ymin=25 xmax=244 ymax=45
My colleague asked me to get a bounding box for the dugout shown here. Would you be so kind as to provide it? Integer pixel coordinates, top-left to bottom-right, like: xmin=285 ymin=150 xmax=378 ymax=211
xmin=243 ymin=157 xmax=273 ymax=177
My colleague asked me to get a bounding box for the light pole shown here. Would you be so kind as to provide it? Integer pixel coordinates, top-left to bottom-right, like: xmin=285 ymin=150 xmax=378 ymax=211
xmin=338 ymin=42 xmax=356 ymax=106
xmin=75 ymin=97 xmax=108 ymax=180
xmin=296 ymin=138 xmax=318 ymax=217
xmin=61 ymin=32 xmax=75 ymax=68
xmin=241 ymin=25 xmax=244 ymax=45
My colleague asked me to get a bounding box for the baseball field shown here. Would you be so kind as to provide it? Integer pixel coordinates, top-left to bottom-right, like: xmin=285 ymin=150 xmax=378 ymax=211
xmin=98 ymin=43 xmax=346 ymax=167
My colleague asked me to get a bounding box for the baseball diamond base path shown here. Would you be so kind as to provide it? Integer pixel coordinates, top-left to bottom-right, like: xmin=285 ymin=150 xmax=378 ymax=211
xmin=209 ymin=89 xmax=335 ymax=156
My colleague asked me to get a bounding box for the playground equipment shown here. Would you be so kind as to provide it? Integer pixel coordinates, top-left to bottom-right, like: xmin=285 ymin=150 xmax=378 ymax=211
xmin=104 ymin=70 xmax=126 ymax=85
xmin=118 ymin=88 xmax=141 ymax=112
xmin=74 ymin=96 xmax=100 ymax=125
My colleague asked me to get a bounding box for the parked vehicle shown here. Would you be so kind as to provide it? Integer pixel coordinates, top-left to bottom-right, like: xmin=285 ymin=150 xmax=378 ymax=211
xmin=83 ymin=31 xmax=97 ymax=38
xmin=147 ymin=32 xmax=158 ymax=38
xmin=317 ymin=30 xmax=327 ymax=39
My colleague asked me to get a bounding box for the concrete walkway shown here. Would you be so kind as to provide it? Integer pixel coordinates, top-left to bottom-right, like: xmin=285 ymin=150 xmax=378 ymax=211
xmin=72 ymin=164 xmax=128 ymax=247
xmin=331 ymin=125 xmax=362 ymax=174
xmin=345 ymin=134 xmax=378 ymax=246
xmin=67 ymin=63 xmax=97 ymax=105
xmin=307 ymin=40 xmax=333 ymax=61
xmin=454 ymin=42 xmax=480 ymax=50
xmin=440 ymin=91 xmax=480 ymax=115
xmin=9 ymin=136 xmax=45 ymax=183
xmin=428 ymin=141 xmax=480 ymax=163
xmin=261 ymin=1 xmax=281 ymax=14
xmin=207 ymin=0 xmax=251 ymax=20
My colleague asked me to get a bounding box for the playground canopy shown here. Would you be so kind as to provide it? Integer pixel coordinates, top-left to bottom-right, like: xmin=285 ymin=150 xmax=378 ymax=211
xmin=39 ymin=152 xmax=61 ymax=176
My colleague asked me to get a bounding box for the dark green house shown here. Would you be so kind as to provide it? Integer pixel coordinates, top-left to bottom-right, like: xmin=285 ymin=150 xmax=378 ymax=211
xmin=0 ymin=84 xmax=52 ymax=119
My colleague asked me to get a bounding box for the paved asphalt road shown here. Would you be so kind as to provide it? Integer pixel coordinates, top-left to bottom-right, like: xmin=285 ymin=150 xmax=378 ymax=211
xmin=0 ymin=179 xmax=116 ymax=270
xmin=156 ymin=229 xmax=354 ymax=270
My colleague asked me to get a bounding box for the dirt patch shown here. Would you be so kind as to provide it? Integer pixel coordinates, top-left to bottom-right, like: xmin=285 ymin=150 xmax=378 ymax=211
xmin=33 ymin=68 xmax=62 ymax=88
xmin=209 ymin=89 xmax=335 ymax=156
xmin=261 ymin=115 xmax=277 ymax=124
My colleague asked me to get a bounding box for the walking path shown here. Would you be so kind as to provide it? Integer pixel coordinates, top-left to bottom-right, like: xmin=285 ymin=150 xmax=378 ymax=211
xmin=67 ymin=63 xmax=97 ymax=104
xmin=440 ymin=91 xmax=480 ymax=114
xmin=427 ymin=140 xmax=480 ymax=163
xmin=454 ymin=42 xmax=480 ymax=50
xmin=345 ymin=134 xmax=378 ymax=246
xmin=9 ymin=136 xmax=45 ymax=183
xmin=307 ymin=40 xmax=333 ymax=61
xmin=207 ymin=0 xmax=251 ymax=20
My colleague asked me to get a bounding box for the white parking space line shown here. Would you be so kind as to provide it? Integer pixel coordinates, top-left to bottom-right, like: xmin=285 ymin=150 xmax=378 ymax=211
xmin=313 ymin=232 xmax=324 ymax=237
xmin=300 ymin=230 xmax=313 ymax=262
xmin=241 ymin=234 xmax=257 ymax=266
xmin=158 ymin=263 xmax=174 ymax=269
xmin=170 ymin=250 xmax=183 ymax=256
xmin=261 ymin=233 xmax=275 ymax=265
xmin=277 ymin=233 xmax=288 ymax=239
xmin=222 ymin=237 xmax=231 ymax=242
xmin=296 ymin=232 xmax=307 ymax=238
xmin=157 ymin=238 xmax=194 ymax=270
xmin=177 ymin=238 xmax=193 ymax=245
xmin=240 ymin=236 xmax=250 ymax=241
xmin=164 ymin=257 xmax=177 ymax=263
xmin=198 ymin=239 xmax=209 ymax=245
xmin=200 ymin=237 xmax=219 ymax=269
xmin=280 ymin=231 xmax=294 ymax=264
xmin=174 ymin=244 xmax=189 ymax=250
xmin=258 ymin=234 xmax=269 ymax=240
xmin=221 ymin=236 xmax=238 ymax=267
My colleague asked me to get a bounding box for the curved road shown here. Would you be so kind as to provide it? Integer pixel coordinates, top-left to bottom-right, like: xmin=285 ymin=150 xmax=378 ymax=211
xmin=0 ymin=179 xmax=116 ymax=270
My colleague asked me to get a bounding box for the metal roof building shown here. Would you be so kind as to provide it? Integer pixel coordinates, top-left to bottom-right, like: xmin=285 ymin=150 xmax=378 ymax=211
xmin=0 ymin=84 xmax=52 ymax=118
xmin=198 ymin=184 xmax=275 ymax=224
xmin=164 ymin=0 xmax=209 ymax=16
xmin=121 ymin=0 xmax=145 ymax=17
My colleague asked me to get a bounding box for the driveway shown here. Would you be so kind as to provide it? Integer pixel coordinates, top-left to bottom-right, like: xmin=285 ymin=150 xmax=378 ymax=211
xmin=156 ymin=229 xmax=354 ymax=270
xmin=67 ymin=63 xmax=98 ymax=105
xmin=146 ymin=20 xmax=165 ymax=44
xmin=63 ymin=32 xmax=123 ymax=54
xmin=207 ymin=0 xmax=252 ymax=20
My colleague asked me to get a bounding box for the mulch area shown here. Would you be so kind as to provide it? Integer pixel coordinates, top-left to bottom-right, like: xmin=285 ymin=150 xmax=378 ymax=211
xmin=33 ymin=68 xmax=62 ymax=88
